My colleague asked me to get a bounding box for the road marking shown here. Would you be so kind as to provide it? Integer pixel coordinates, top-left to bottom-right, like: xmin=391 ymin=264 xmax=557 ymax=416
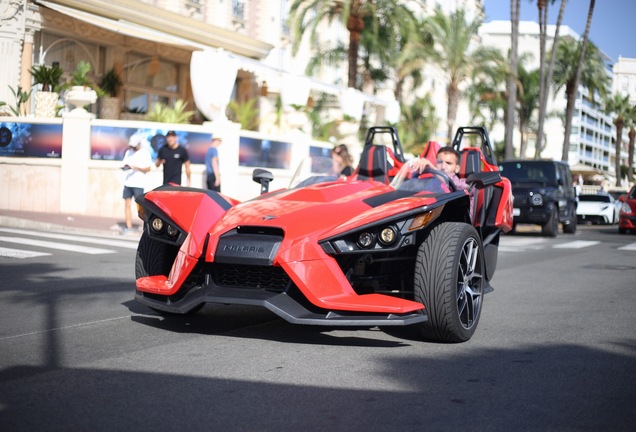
xmin=0 ymin=228 xmax=139 ymax=249
xmin=499 ymin=237 xmax=547 ymax=252
xmin=0 ymin=247 xmax=51 ymax=259
xmin=0 ymin=236 xmax=115 ymax=254
xmin=618 ymin=242 xmax=636 ymax=251
xmin=553 ymin=241 xmax=600 ymax=249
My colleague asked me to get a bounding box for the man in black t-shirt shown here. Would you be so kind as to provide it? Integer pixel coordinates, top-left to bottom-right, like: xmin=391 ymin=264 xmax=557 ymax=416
xmin=155 ymin=130 xmax=191 ymax=186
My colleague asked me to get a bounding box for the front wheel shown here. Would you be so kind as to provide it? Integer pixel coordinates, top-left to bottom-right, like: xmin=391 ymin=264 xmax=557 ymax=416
xmin=542 ymin=207 xmax=558 ymax=237
xmin=414 ymin=222 xmax=485 ymax=343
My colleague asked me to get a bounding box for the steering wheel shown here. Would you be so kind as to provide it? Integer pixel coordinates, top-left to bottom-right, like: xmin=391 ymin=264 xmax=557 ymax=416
xmin=419 ymin=166 xmax=457 ymax=192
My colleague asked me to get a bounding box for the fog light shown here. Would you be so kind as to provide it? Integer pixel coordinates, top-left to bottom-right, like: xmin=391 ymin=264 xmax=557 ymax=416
xmin=378 ymin=226 xmax=397 ymax=246
xmin=151 ymin=217 xmax=164 ymax=232
xmin=166 ymin=225 xmax=178 ymax=238
xmin=357 ymin=232 xmax=374 ymax=248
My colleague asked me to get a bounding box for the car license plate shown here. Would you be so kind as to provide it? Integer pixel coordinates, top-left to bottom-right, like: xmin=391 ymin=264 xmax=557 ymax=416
xmin=513 ymin=208 xmax=520 ymax=216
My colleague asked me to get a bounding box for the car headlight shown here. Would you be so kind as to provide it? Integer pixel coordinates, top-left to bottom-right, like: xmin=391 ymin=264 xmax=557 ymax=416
xmin=530 ymin=193 xmax=543 ymax=206
xmin=320 ymin=207 xmax=443 ymax=255
xmin=379 ymin=226 xmax=398 ymax=246
xmin=146 ymin=215 xmax=184 ymax=245
xmin=621 ymin=202 xmax=633 ymax=214
xmin=357 ymin=231 xmax=375 ymax=248
xmin=151 ymin=217 xmax=164 ymax=232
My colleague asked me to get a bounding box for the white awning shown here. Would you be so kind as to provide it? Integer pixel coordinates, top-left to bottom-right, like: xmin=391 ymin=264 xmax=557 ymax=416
xmin=39 ymin=1 xmax=208 ymax=51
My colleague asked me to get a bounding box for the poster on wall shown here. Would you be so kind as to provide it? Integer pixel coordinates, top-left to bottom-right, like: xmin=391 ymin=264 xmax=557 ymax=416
xmin=239 ymin=136 xmax=291 ymax=169
xmin=0 ymin=122 xmax=63 ymax=157
xmin=91 ymin=125 xmax=211 ymax=164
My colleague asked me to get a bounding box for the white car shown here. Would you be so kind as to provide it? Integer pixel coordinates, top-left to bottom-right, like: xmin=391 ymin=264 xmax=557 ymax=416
xmin=577 ymin=194 xmax=620 ymax=224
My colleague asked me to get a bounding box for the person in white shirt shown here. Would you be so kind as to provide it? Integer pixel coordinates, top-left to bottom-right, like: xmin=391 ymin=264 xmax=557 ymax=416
xmin=121 ymin=134 xmax=152 ymax=233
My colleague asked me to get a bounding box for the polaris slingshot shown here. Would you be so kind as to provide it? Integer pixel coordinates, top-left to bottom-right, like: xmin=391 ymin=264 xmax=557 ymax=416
xmin=134 ymin=126 xmax=513 ymax=342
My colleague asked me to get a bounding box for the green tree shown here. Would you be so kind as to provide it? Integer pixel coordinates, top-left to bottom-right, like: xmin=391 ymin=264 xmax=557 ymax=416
xmin=517 ymin=64 xmax=541 ymax=159
xmin=504 ymin=0 xmax=521 ymax=160
xmin=397 ymin=93 xmax=438 ymax=155
xmin=626 ymin=105 xmax=636 ymax=184
xmin=551 ymin=39 xmax=609 ymax=159
xmin=604 ymin=93 xmax=631 ymax=186
xmin=560 ymin=0 xmax=595 ymax=162
xmin=288 ymin=0 xmax=415 ymax=90
xmin=466 ymin=60 xmax=507 ymax=134
xmin=535 ymin=0 xmax=567 ymax=154
xmin=400 ymin=8 xmax=503 ymax=142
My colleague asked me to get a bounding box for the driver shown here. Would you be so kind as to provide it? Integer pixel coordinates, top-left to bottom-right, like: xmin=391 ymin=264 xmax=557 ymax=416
xmin=412 ymin=147 xmax=474 ymax=222
xmin=413 ymin=146 xmax=468 ymax=191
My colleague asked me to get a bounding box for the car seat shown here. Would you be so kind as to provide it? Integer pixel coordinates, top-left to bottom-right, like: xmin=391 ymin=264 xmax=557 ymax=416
xmin=356 ymin=144 xmax=389 ymax=184
xmin=459 ymin=148 xmax=491 ymax=226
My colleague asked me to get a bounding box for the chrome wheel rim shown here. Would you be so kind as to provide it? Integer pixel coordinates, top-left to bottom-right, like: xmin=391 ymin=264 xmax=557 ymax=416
xmin=456 ymin=237 xmax=483 ymax=330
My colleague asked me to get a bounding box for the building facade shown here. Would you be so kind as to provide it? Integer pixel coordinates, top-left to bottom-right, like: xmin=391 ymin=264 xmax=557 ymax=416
xmin=480 ymin=20 xmax=633 ymax=185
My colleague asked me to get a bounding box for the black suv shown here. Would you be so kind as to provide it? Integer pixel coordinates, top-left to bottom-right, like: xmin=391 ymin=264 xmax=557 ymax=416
xmin=498 ymin=160 xmax=577 ymax=236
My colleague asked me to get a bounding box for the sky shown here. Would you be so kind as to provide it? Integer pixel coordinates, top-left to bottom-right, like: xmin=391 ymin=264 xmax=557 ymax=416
xmin=482 ymin=0 xmax=636 ymax=62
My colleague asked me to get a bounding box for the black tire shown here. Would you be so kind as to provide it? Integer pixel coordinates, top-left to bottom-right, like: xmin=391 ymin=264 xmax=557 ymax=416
xmin=542 ymin=207 xmax=558 ymax=237
xmin=135 ymin=231 xmax=203 ymax=315
xmin=135 ymin=231 xmax=177 ymax=278
xmin=562 ymin=206 xmax=577 ymax=234
xmin=619 ymin=227 xmax=626 ymax=234
xmin=414 ymin=222 xmax=484 ymax=343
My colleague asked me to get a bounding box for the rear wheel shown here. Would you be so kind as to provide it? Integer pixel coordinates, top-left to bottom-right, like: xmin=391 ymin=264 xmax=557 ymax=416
xmin=414 ymin=222 xmax=484 ymax=343
xmin=542 ymin=207 xmax=558 ymax=237
xmin=562 ymin=205 xmax=577 ymax=234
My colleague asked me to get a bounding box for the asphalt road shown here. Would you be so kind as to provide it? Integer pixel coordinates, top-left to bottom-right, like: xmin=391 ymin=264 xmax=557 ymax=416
xmin=0 ymin=224 xmax=635 ymax=431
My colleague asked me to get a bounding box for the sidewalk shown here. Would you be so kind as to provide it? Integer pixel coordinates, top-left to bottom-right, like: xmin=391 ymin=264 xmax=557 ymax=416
xmin=0 ymin=209 xmax=142 ymax=237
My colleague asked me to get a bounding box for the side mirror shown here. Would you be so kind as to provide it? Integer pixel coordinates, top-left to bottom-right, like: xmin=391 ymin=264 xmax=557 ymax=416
xmin=618 ymin=195 xmax=626 ymax=202
xmin=252 ymin=168 xmax=274 ymax=194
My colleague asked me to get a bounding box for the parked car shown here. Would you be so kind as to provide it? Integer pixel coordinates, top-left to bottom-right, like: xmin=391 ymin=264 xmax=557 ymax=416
xmin=498 ymin=160 xmax=577 ymax=236
xmin=133 ymin=126 xmax=513 ymax=343
xmin=576 ymin=193 xmax=620 ymax=224
xmin=618 ymin=184 xmax=636 ymax=234
xmin=608 ymin=188 xmax=628 ymax=201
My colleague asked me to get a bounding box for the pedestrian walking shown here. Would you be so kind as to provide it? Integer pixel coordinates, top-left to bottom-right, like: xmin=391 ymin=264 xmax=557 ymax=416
xmin=205 ymin=135 xmax=222 ymax=192
xmin=121 ymin=133 xmax=152 ymax=233
xmin=155 ymin=130 xmax=191 ymax=186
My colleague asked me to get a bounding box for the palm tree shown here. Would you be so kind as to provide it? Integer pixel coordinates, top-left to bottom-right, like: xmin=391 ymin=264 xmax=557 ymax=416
xmin=535 ymin=0 xmax=567 ymax=154
xmin=288 ymin=0 xmax=416 ymax=90
xmin=561 ymin=0 xmax=596 ymax=162
xmin=605 ymin=93 xmax=631 ymax=186
xmin=397 ymin=94 xmax=438 ymax=155
xmin=551 ymin=39 xmax=609 ymax=160
xmin=466 ymin=59 xmax=508 ymax=133
xmin=627 ymin=106 xmax=636 ymax=184
xmin=400 ymin=8 xmax=503 ymax=142
xmin=517 ymin=64 xmax=541 ymax=159
xmin=504 ymin=0 xmax=521 ymax=160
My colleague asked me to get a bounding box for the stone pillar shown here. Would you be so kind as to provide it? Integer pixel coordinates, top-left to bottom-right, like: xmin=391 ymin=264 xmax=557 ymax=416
xmin=0 ymin=1 xmax=41 ymax=113
xmin=0 ymin=0 xmax=24 ymax=109
xmin=60 ymin=110 xmax=93 ymax=214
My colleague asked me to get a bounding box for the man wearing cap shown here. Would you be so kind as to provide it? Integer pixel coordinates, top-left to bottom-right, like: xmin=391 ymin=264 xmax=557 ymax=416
xmin=122 ymin=134 xmax=152 ymax=233
xmin=155 ymin=130 xmax=191 ymax=186
xmin=205 ymin=135 xmax=222 ymax=192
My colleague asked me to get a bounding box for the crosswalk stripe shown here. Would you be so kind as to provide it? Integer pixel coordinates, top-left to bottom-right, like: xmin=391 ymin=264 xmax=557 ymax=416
xmin=0 ymin=247 xmax=51 ymax=259
xmin=0 ymin=228 xmax=139 ymax=249
xmin=0 ymin=236 xmax=115 ymax=255
xmin=553 ymin=241 xmax=600 ymax=249
xmin=618 ymin=242 xmax=636 ymax=251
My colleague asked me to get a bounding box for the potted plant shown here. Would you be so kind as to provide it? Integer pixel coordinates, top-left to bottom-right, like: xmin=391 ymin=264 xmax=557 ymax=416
xmin=30 ymin=64 xmax=63 ymax=117
xmin=62 ymin=61 xmax=104 ymax=112
xmin=98 ymin=68 xmax=123 ymax=119
xmin=144 ymin=99 xmax=194 ymax=124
